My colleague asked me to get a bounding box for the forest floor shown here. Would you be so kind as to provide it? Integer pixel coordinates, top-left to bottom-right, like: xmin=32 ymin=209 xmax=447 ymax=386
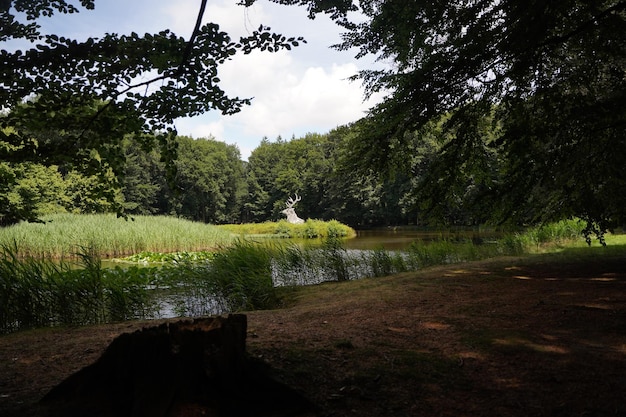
xmin=1 ymin=246 xmax=625 ymax=416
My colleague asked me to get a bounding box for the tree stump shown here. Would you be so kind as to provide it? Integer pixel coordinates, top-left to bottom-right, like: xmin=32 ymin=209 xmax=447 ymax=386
xmin=41 ymin=315 xmax=315 ymax=417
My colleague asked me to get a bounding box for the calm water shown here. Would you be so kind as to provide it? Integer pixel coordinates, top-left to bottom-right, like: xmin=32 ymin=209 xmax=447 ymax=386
xmin=342 ymin=228 xmax=502 ymax=251
xmin=104 ymin=227 xmax=505 ymax=318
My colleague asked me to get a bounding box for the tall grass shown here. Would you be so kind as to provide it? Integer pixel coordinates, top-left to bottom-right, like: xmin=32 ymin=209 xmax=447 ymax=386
xmin=0 ymin=243 xmax=161 ymax=334
xmin=0 ymin=213 xmax=234 ymax=259
xmin=217 ymin=219 xmax=356 ymax=239
xmin=270 ymin=220 xmax=592 ymax=284
xmin=500 ymin=218 xmax=586 ymax=252
xmin=164 ymin=240 xmax=279 ymax=317
xmin=1 ymin=218 xmax=603 ymax=334
xmin=272 ymin=237 xmax=506 ymax=285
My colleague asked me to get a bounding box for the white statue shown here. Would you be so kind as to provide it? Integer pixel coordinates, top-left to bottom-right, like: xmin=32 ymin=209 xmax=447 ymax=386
xmin=281 ymin=194 xmax=305 ymax=224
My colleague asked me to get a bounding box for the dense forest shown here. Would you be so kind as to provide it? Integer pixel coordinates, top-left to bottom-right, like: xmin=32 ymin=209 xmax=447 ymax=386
xmin=2 ymin=121 xmax=465 ymax=228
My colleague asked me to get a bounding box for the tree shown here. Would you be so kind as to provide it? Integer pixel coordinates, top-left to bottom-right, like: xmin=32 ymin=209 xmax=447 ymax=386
xmin=120 ymin=139 xmax=165 ymax=216
xmin=1 ymin=0 xmax=304 ymax=225
xmin=0 ymin=162 xmax=66 ymax=225
xmin=174 ymin=136 xmax=245 ymax=224
xmin=280 ymin=0 xmax=625 ymax=240
xmin=244 ymin=138 xmax=284 ymax=222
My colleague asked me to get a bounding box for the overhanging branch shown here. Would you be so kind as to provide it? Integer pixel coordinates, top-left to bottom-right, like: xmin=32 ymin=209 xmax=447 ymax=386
xmin=81 ymin=0 xmax=210 ymax=134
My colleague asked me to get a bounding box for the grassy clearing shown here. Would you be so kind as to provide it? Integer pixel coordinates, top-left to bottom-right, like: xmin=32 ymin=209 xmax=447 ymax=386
xmin=0 ymin=213 xmax=233 ymax=259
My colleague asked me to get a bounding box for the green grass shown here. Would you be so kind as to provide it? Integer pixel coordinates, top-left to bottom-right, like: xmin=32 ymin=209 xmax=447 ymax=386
xmin=0 ymin=214 xmax=355 ymax=260
xmin=0 ymin=244 xmax=162 ymax=334
xmin=0 ymin=213 xmax=234 ymax=259
xmin=217 ymin=219 xmax=356 ymax=239
xmin=501 ymin=218 xmax=590 ymax=252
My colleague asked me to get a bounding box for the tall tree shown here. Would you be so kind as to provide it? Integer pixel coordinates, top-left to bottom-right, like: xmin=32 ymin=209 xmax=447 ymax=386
xmin=245 ymin=138 xmax=284 ymax=222
xmin=1 ymin=0 xmax=304 ymax=225
xmin=120 ymin=138 xmax=165 ymax=215
xmin=174 ymin=136 xmax=245 ymax=224
xmin=268 ymin=0 xmax=626 ymax=239
xmin=0 ymin=162 xmax=66 ymax=225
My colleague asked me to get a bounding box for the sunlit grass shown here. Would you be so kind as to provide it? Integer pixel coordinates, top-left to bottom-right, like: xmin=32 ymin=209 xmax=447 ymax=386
xmin=0 ymin=213 xmax=234 ymax=259
xmin=217 ymin=219 xmax=356 ymax=239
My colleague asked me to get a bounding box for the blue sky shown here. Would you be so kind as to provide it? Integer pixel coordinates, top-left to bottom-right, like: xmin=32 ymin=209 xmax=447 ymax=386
xmin=21 ymin=0 xmax=384 ymax=159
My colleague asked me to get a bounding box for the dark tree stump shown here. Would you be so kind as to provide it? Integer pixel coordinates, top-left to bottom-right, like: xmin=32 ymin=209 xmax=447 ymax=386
xmin=41 ymin=315 xmax=316 ymax=417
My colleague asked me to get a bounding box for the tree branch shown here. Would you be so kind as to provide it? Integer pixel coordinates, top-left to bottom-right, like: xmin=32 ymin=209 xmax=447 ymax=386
xmin=541 ymin=1 xmax=626 ymax=48
xmin=81 ymin=0 xmax=209 ymax=135
xmin=175 ymin=0 xmax=208 ymax=77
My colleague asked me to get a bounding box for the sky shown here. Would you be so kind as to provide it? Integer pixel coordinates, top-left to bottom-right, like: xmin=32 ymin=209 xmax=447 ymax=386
xmin=27 ymin=0 xmax=384 ymax=160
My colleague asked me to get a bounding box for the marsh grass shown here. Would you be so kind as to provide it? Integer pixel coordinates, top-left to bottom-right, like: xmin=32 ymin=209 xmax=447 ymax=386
xmin=0 ymin=213 xmax=233 ymax=259
xmin=270 ymin=220 xmax=606 ymax=285
xmin=166 ymin=240 xmax=279 ymax=316
xmin=2 ymin=218 xmax=616 ymax=334
xmin=507 ymin=218 xmax=586 ymax=251
xmin=0 ymin=243 xmax=161 ymax=334
xmin=217 ymin=219 xmax=355 ymax=239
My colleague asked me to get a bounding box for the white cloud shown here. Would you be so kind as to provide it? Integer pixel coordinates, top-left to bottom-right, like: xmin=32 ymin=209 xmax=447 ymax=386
xmin=175 ymin=54 xmax=378 ymax=160
xmin=30 ymin=0 xmax=382 ymax=160
xmin=175 ymin=118 xmax=223 ymax=141
xmin=228 ymin=61 xmax=370 ymax=136
xmin=160 ymin=0 xmax=270 ymax=39
xmin=169 ymin=17 xmax=384 ymax=158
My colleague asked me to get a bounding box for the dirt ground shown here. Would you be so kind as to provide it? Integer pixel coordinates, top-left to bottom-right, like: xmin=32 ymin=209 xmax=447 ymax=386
xmin=1 ymin=249 xmax=625 ymax=416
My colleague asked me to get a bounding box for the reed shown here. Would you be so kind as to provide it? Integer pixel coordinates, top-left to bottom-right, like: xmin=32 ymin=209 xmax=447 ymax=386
xmin=0 ymin=213 xmax=234 ymax=259
xmin=166 ymin=240 xmax=279 ymax=316
xmin=217 ymin=219 xmax=356 ymax=239
xmin=2 ymin=218 xmax=610 ymax=334
xmin=0 ymin=243 xmax=161 ymax=334
xmin=496 ymin=218 xmax=586 ymax=253
xmin=270 ymin=224 xmax=587 ymax=285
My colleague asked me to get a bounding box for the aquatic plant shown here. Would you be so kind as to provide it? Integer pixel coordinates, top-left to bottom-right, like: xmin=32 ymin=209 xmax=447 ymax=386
xmin=0 ymin=243 xmax=161 ymax=334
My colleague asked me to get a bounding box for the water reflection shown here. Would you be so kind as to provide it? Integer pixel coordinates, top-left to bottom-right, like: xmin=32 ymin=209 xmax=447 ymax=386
xmin=105 ymin=228 xmax=506 ymax=319
xmin=345 ymin=228 xmax=502 ymax=251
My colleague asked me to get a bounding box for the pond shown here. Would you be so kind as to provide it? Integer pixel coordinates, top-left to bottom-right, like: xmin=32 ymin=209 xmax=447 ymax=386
xmin=155 ymin=227 xmax=508 ymax=318
xmin=341 ymin=227 xmax=503 ymax=251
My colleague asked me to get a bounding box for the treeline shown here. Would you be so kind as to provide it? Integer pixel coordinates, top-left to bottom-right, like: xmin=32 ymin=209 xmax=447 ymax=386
xmin=1 ymin=119 xmax=498 ymax=228
xmin=121 ymin=129 xmax=421 ymax=227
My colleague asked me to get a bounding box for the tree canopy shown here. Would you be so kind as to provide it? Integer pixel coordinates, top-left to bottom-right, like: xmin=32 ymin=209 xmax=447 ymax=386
xmin=1 ymin=0 xmax=303 ymax=224
xmin=2 ymin=0 xmax=625 ymax=239
xmin=327 ymin=0 xmax=626 ymax=239
xmin=253 ymin=0 xmax=624 ymax=238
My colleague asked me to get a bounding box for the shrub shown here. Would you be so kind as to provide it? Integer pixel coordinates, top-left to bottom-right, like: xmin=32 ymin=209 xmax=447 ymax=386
xmin=218 ymin=220 xmax=355 ymax=239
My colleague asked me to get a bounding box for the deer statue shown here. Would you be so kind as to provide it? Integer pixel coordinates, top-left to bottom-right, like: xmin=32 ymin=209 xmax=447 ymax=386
xmin=281 ymin=194 xmax=305 ymax=224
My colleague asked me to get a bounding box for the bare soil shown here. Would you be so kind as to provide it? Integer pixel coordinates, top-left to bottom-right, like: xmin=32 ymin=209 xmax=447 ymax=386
xmin=1 ymin=249 xmax=625 ymax=416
